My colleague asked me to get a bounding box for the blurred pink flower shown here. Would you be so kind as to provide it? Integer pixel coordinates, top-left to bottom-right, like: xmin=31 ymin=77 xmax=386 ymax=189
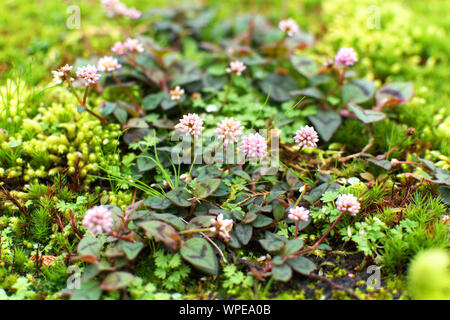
xmin=124 ymin=38 xmax=144 ymax=53
xmin=111 ymin=41 xmax=126 ymax=55
xmin=278 ymin=18 xmax=299 ymax=37
xmin=169 ymin=86 xmax=185 ymax=100
xmin=51 ymin=64 xmax=73 ymax=84
xmin=76 ymin=65 xmax=101 ymax=87
xmin=82 ymin=206 xmax=114 ymax=235
xmin=97 ymin=56 xmax=122 ymax=72
xmin=334 ymin=48 xmax=358 ymax=66
xmin=294 ymin=125 xmax=319 ymax=149
xmin=226 ymin=60 xmax=246 ymax=76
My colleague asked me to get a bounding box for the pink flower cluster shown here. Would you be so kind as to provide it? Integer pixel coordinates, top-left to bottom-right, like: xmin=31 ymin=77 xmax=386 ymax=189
xmin=175 ymin=113 xmax=205 ymax=137
xmin=240 ymin=133 xmax=267 ymax=158
xmin=288 ymin=206 xmax=310 ymax=222
xmin=51 ymin=64 xmax=73 ymax=84
xmin=76 ymin=65 xmax=101 ymax=87
xmin=101 ymin=0 xmax=141 ymax=19
xmin=82 ymin=206 xmax=114 ymax=235
xmin=210 ymin=214 xmax=234 ymax=241
xmin=336 ymin=194 xmax=360 ymax=216
xmin=226 ymin=60 xmax=246 ymax=76
xmin=111 ymin=38 xmax=144 ymax=55
xmin=294 ymin=125 xmax=319 ymax=149
xmin=215 ymin=117 xmax=243 ymax=146
xmin=334 ymin=48 xmax=358 ymax=66
xmin=278 ymin=18 xmax=299 ymax=37
xmin=169 ymin=86 xmax=185 ymax=100
xmin=97 ymin=56 xmax=122 ymax=72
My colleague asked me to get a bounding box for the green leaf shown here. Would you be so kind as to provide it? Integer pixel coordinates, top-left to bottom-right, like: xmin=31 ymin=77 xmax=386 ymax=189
xmin=273 ymin=202 xmax=285 ymax=221
xmin=251 ymin=214 xmax=273 ymax=228
xmin=71 ymin=280 xmax=102 ymax=300
xmin=283 ymin=239 xmax=304 ymax=256
xmin=367 ymin=158 xmax=392 ymax=170
xmin=235 ymin=224 xmax=253 ymax=245
xmin=77 ymin=236 xmax=102 ymax=257
xmin=138 ymin=220 xmax=180 ymax=250
xmin=166 ymin=188 xmax=192 ymax=207
xmin=272 ymin=264 xmax=293 ymax=282
xmin=149 ymin=213 xmax=185 ymax=231
xmin=180 ymin=238 xmax=218 ymax=275
xmin=290 ymin=55 xmax=317 ymax=78
xmin=287 ymin=256 xmax=316 ymax=275
xmin=186 ymin=215 xmax=214 ymax=230
xmin=143 ymin=92 xmax=165 ymax=111
xmin=342 ymin=79 xmax=375 ymax=104
xmin=259 ymin=232 xmax=287 ymax=252
xmin=193 ymin=178 xmax=222 ymax=199
xmin=144 ymin=196 xmax=172 ymax=210
xmin=119 ymin=241 xmax=144 ymax=260
xmin=101 ymin=101 xmax=117 ymax=116
xmin=258 ymin=73 xmax=297 ymax=102
xmin=438 ymin=185 xmax=450 ymax=205
xmin=347 ymin=103 xmax=386 ymax=124
xmin=77 ymin=105 xmax=86 ymax=113
xmin=100 ymin=272 xmax=135 ymax=291
xmin=291 ymin=87 xmax=325 ymax=100
xmin=375 ymin=82 xmax=414 ymax=108
xmin=308 ymin=110 xmax=341 ymax=142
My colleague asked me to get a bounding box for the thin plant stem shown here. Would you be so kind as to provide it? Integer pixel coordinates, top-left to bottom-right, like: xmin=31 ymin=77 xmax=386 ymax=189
xmin=111 ymin=72 xmax=144 ymax=115
xmin=222 ymin=75 xmax=234 ymax=106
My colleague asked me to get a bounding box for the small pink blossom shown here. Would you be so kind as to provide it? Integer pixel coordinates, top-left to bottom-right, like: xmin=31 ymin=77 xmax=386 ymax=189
xmin=240 ymin=133 xmax=267 ymax=158
xmin=82 ymin=206 xmax=114 ymax=235
xmin=126 ymin=7 xmax=142 ymax=19
xmin=334 ymin=48 xmax=358 ymax=66
xmin=336 ymin=194 xmax=360 ymax=216
xmin=76 ymin=65 xmax=101 ymax=87
xmin=215 ymin=117 xmax=243 ymax=146
xmin=124 ymin=38 xmax=144 ymax=53
xmin=111 ymin=41 xmax=126 ymax=55
xmin=169 ymin=86 xmax=185 ymax=100
xmin=294 ymin=125 xmax=319 ymax=149
xmin=278 ymin=18 xmax=299 ymax=37
xmin=210 ymin=214 xmax=234 ymax=241
xmin=51 ymin=64 xmax=73 ymax=84
xmin=97 ymin=56 xmax=122 ymax=72
xmin=288 ymin=206 xmax=310 ymax=222
xmin=175 ymin=113 xmax=205 ymax=137
xmin=226 ymin=60 xmax=246 ymax=76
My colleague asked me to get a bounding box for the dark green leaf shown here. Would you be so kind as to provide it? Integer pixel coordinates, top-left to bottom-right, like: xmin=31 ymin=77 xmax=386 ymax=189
xmin=283 ymin=239 xmax=304 ymax=256
xmin=166 ymin=188 xmax=192 ymax=207
xmin=252 ymin=214 xmax=273 ymax=228
xmin=180 ymin=238 xmax=218 ymax=275
xmin=348 ymin=103 xmax=386 ymax=124
xmin=272 ymin=264 xmax=293 ymax=282
xmin=70 ymin=280 xmax=102 ymax=300
xmin=144 ymin=196 xmax=172 ymax=210
xmin=77 ymin=237 xmax=102 ymax=257
xmin=138 ymin=220 xmax=180 ymax=250
xmin=342 ymin=79 xmax=375 ymax=104
xmin=287 ymin=256 xmax=316 ymax=275
xmin=235 ymin=224 xmax=253 ymax=245
xmin=100 ymin=272 xmax=135 ymax=291
xmin=290 ymin=55 xmax=317 ymax=78
xmin=193 ymin=178 xmax=222 ymax=199
xmin=308 ymin=110 xmax=341 ymax=142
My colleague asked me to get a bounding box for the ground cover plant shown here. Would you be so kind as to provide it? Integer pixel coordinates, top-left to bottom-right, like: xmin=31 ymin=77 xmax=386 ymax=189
xmin=0 ymin=0 xmax=449 ymax=300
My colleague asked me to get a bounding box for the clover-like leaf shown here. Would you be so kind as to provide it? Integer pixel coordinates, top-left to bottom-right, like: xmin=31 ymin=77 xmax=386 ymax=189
xmin=282 ymin=239 xmax=304 ymax=256
xmin=375 ymin=82 xmax=413 ymax=109
xmin=119 ymin=241 xmax=144 ymax=260
xmin=166 ymin=187 xmax=192 ymax=207
xmin=287 ymin=256 xmax=316 ymax=275
xmin=193 ymin=178 xmax=222 ymax=199
xmin=258 ymin=73 xmax=297 ymax=102
xmin=180 ymin=238 xmax=218 ymax=275
xmin=272 ymin=264 xmax=293 ymax=282
xmin=70 ymin=280 xmax=102 ymax=300
xmin=138 ymin=220 xmax=181 ymax=250
xmin=149 ymin=212 xmax=185 ymax=231
xmin=308 ymin=110 xmax=341 ymax=142
xmin=77 ymin=236 xmax=102 ymax=257
xmin=342 ymin=79 xmax=375 ymax=105
xmin=235 ymin=223 xmax=253 ymax=245
xmin=259 ymin=232 xmax=288 ymax=252
xmin=144 ymin=196 xmax=172 ymax=210
xmin=100 ymin=272 xmax=135 ymax=291
xmin=347 ymin=103 xmax=386 ymax=124
xmin=290 ymin=55 xmax=318 ymax=79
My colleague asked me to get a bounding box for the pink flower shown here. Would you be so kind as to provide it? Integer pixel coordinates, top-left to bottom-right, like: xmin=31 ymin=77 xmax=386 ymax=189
xmin=82 ymin=206 xmax=114 ymax=235
xmin=336 ymin=194 xmax=360 ymax=216
xmin=126 ymin=7 xmax=142 ymax=19
xmin=288 ymin=206 xmax=310 ymax=221
xmin=97 ymin=56 xmax=122 ymax=72
xmin=334 ymin=48 xmax=358 ymax=66
xmin=210 ymin=214 xmax=234 ymax=241
xmin=215 ymin=117 xmax=243 ymax=146
xmin=111 ymin=41 xmax=126 ymax=55
xmin=240 ymin=133 xmax=267 ymax=158
xmin=124 ymin=38 xmax=144 ymax=53
xmin=294 ymin=125 xmax=319 ymax=149
xmin=175 ymin=113 xmax=204 ymax=137
xmin=226 ymin=60 xmax=246 ymax=76
xmin=76 ymin=65 xmax=101 ymax=87
xmin=278 ymin=18 xmax=299 ymax=37
xmin=51 ymin=64 xmax=73 ymax=84
xmin=169 ymin=86 xmax=184 ymax=100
